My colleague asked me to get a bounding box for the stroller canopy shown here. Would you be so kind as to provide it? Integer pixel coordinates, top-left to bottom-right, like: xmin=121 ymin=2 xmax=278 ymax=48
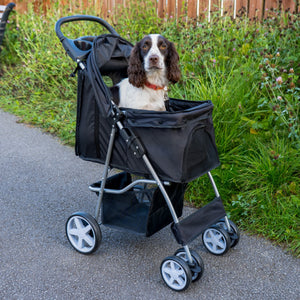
xmin=87 ymin=34 xmax=133 ymax=116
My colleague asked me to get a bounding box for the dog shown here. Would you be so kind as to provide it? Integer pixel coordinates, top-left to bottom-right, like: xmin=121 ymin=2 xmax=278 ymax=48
xmin=110 ymin=34 xmax=181 ymax=111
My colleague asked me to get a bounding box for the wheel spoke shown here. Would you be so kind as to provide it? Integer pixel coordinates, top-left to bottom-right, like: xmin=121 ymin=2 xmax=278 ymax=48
xmin=213 ymin=231 xmax=225 ymax=248
xmin=170 ymin=261 xmax=177 ymax=272
xmin=175 ymin=267 xmax=185 ymax=277
xmin=204 ymin=233 xmax=216 ymax=250
xmin=68 ymin=216 xmax=95 ymax=251
xmin=68 ymin=227 xmax=80 ymax=236
xmin=83 ymin=233 xmax=95 ymax=247
xmin=212 ymin=240 xmax=220 ymax=252
xmin=216 ymin=237 xmax=225 ymax=249
xmin=205 ymin=235 xmax=213 ymax=244
xmin=176 ymin=275 xmax=185 ymax=286
xmin=163 ymin=266 xmax=172 ymax=277
xmin=83 ymin=224 xmax=92 ymax=234
xmin=77 ymin=237 xmax=84 ymax=249
xmin=74 ymin=217 xmax=84 ymax=230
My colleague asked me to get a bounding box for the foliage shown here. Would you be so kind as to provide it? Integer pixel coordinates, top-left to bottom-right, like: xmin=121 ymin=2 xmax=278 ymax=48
xmin=0 ymin=3 xmax=299 ymax=256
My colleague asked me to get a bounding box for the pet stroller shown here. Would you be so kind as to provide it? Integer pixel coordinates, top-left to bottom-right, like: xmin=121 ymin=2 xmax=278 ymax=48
xmin=55 ymin=15 xmax=240 ymax=291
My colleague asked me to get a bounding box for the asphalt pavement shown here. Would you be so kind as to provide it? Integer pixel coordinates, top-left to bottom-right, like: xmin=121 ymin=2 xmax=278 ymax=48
xmin=0 ymin=109 xmax=299 ymax=300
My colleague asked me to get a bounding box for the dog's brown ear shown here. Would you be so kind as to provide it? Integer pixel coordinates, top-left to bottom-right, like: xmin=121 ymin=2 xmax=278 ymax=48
xmin=128 ymin=42 xmax=147 ymax=88
xmin=166 ymin=42 xmax=181 ymax=84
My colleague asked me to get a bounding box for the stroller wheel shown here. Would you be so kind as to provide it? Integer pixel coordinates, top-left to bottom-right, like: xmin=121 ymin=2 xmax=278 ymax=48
xmin=160 ymin=256 xmax=192 ymax=291
xmin=66 ymin=212 xmax=102 ymax=254
xmin=174 ymin=248 xmax=204 ymax=282
xmin=215 ymin=219 xmax=240 ymax=248
xmin=202 ymin=225 xmax=230 ymax=255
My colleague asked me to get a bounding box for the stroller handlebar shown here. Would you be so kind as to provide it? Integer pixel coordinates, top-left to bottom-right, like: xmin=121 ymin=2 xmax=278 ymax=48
xmin=55 ymin=15 xmax=119 ymax=62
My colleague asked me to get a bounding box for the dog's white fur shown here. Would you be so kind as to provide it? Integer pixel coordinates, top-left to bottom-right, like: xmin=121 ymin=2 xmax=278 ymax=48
xmin=118 ymin=78 xmax=167 ymax=111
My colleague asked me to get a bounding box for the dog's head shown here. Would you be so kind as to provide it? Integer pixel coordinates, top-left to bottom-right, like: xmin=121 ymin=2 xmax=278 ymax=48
xmin=128 ymin=34 xmax=181 ymax=88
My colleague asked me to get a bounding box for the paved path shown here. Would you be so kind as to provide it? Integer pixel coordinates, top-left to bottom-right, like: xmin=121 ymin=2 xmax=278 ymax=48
xmin=0 ymin=109 xmax=299 ymax=300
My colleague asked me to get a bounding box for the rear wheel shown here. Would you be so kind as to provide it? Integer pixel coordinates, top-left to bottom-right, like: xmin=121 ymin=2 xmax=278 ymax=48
xmin=202 ymin=225 xmax=230 ymax=255
xmin=160 ymin=256 xmax=192 ymax=291
xmin=66 ymin=212 xmax=102 ymax=254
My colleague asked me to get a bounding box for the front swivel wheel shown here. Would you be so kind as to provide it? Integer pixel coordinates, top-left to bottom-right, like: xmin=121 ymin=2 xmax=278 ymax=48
xmin=215 ymin=219 xmax=240 ymax=248
xmin=66 ymin=212 xmax=102 ymax=254
xmin=160 ymin=256 xmax=192 ymax=291
xmin=174 ymin=248 xmax=204 ymax=282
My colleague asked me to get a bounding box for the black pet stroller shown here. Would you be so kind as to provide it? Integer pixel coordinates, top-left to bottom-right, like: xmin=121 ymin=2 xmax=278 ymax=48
xmin=55 ymin=15 xmax=240 ymax=291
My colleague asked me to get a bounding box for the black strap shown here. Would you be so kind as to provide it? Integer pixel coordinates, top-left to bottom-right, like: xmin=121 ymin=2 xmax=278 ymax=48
xmin=70 ymin=65 xmax=79 ymax=77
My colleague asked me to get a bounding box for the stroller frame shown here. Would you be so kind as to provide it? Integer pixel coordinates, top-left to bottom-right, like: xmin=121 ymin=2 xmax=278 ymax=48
xmin=56 ymin=15 xmax=240 ymax=292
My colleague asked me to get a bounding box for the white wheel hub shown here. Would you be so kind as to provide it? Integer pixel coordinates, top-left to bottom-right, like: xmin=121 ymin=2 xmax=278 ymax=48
xmin=67 ymin=216 xmax=96 ymax=253
xmin=161 ymin=260 xmax=187 ymax=290
xmin=203 ymin=228 xmax=227 ymax=254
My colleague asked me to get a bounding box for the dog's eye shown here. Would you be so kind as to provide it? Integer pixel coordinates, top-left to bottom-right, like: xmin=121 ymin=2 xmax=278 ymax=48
xmin=159 ymin=44 xmax=167 ymax=50
xmin=142 ymin=44 xmax=150 ymax=51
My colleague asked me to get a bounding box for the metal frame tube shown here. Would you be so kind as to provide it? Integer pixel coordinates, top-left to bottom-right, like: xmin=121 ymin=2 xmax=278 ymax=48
xmin=207 ymin=171 xmax=220 ymax=198
xmin=89 ymin=178 xmax=170 ymax=194
xmin=207 ymin=171 xmax=231 ymax=232
xmin=94 ymin=126 xmax=116 ymax=220
xmin=143 ymin=154 xmax=194 ymax=264
xmin=142 ymin=155 xmax=179 ymax=224
xmin=183 ymin=245 xmax=194 ymax=265
xmin=224 ymin=216 xmax=231 ymax=232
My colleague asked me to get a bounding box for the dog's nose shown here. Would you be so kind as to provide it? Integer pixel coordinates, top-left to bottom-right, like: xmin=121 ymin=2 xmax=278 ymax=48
xmin=149 ymin=55 xmax=159 ymax=64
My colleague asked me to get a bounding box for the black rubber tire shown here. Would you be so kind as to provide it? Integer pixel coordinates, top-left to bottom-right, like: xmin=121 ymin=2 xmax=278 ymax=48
xmin=66 ymin=211 xmax=102 ymax=254
xmin=202 ymin=225 xmax=231 ymax=256
xmin=160 ymin=256 xmax=192 ymax=291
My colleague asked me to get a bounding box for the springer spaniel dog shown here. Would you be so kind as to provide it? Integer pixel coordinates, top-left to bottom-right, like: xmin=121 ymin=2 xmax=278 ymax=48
xmin=110 ymin=34 xmax=181 ymax=111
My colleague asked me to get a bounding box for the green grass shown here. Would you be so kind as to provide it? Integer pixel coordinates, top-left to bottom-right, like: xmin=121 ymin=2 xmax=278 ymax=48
xmin=0 ymin=3 xmax=299 ymax=256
